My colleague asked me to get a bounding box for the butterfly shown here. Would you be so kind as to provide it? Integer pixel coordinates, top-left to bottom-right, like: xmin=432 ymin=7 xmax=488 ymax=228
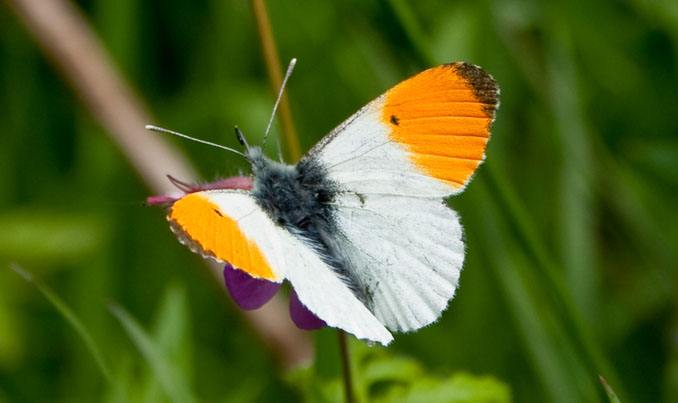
xmin=158 ymin=62 xmax=498 ymax=345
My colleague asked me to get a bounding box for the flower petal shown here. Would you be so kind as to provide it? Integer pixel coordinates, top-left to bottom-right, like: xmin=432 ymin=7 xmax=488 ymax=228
xmin=146 ymin=195 xmax=180 ymax=205
xmin=224 ymin=264 xmax=280 ymax=310
xmin=289 ymin=288 xmax=327 ymax=330
xmin=197 ymin=176 xmax=252 ymax=191
xmin=147 ymin=176 xmax=253 ymax=206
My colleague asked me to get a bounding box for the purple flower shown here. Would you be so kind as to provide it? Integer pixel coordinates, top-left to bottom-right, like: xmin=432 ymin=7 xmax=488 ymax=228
xmin=223 ymin=263 xmax=280 ymax=310
xmin=223 ymin=264 xmax=326 ymax=330
xmin=289 ymin=288 xmax=327 ymax=330
xmin=146 ymin=175 xmax=253 ymax=205
xmin=149 ymin=175 xmax=326 ymax=331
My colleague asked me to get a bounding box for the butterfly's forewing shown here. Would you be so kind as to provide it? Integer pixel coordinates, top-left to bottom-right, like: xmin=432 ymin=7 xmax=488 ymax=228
xmin=304 ymin=62 xmax=499 ymax=332
xmin=169 ymin=190 xmax=285 ymax=281
xmin=169 ymin=190 xmax=393 ymax=344
xmin=307 ymin=62 xmax=498 ymax=197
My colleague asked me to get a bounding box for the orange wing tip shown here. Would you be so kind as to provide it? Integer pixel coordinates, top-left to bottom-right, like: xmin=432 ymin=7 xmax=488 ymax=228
xmin=168 ymin=193 xmax=279 ymax=281
xmin=383 ymin=62 xmax=499 ymax=120
xmin=381 ymin=62 xmax=499 ymax=189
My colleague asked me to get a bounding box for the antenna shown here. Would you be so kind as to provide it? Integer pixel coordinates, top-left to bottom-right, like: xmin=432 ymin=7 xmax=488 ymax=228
xmin=234 ymin=126 xmax=249 ymax=149
xmin=262 ymin=58 xmax=297 ymax=148
xmin=145 ymin=125 xmax=246 ymax=158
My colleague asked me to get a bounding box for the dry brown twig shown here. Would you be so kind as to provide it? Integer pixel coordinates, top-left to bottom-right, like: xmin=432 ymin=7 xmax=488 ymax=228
xmin=5 ymin=0 xmax=313 ymax=369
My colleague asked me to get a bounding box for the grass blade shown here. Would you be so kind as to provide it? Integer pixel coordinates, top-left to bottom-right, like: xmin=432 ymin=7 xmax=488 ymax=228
xmin=600 ymin=376 xmax=622 ymax=403
xmin=8 ymin=263 xmax=113 ymax=382
xmin=382 ymin=0 xmax=623 ymax=399
xmin=109 ymin=302 xmax=197 ymax=403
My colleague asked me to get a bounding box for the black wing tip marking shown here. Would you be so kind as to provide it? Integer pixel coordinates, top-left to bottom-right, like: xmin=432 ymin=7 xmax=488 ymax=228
xmin=448 ymin=62 xmax=499 ymax=117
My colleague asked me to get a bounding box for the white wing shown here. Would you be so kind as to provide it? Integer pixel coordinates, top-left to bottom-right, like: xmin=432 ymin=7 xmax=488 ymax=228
xmin=308 ymin=100 xmax=455 ymax=198
xmin=169 ymin=190 xmax=393 ymax=345
xmin=332 ymin=193 xmax=464 ymax=331
xmin=304 ymin=63 xmax=498 ymax=332
xmin=307 ymin=63 xmax=498 ymax=198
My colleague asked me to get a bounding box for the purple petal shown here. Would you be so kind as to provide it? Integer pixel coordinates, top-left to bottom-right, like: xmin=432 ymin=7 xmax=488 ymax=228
xmin=147 ymin=176 xmax=252 ymax=207
xmin=145 ymin=195 xmax=179 ymax=205
xmin=224 ymin=264 xmax=280 ymax=310
xmin=289 ymin=289 xmax=327 ymax=330
xmin=197 ymin=176 xmax=252 ymax=191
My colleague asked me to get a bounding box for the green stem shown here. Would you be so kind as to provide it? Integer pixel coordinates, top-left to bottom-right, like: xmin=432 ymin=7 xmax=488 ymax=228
xmin=251 ymin=0 xmax=302 ymax=161
xmin=338 ymin=330 xmax=356 ymax=403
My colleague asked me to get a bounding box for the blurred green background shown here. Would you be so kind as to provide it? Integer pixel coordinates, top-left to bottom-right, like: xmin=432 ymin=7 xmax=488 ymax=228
xmin=0 ymin=0 xmax=676 ymax=402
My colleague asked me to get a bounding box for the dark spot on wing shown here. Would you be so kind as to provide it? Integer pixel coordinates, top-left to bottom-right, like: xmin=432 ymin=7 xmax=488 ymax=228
xmin=212 ymin=208 xmax=223 ymax=217
xmin=390 ymin=115 xmax=400 ymax=125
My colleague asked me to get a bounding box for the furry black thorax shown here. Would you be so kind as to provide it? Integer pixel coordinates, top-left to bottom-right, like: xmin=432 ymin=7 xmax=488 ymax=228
xmin=248 ymin=147 xmax=336 ymax=232
xmin=246 ymin=148 xmax=353 ymax=278
xmin=246 ymin=147 xmax=362 ymax=291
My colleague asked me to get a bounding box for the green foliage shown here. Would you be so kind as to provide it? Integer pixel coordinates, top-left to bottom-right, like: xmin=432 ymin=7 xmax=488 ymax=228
xmin=288 ymin=339 xmax=510 ymax=403
xmin=11 ymin=265 xmax=198 ymax=402
xmin=9 ymin=264 xmax=112 ymax=382
xmin=0 ymin=210 xmax=108 ymax=263
xmin=109 ymin=290 xmax=197 ymax=403
xmin=104 ymin=287 xmax=197 ymax=403
xmin=600 ymin=376 xmax=622 ymax=403
xmin=0 ymin=0 xmax=675 ymax=402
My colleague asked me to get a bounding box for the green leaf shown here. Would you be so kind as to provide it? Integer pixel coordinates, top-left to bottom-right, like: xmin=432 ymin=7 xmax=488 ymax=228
xmin=142 ymin=284 xmax=193 ymax=403
xmin=361 ymin=355 xmax=422 ymax=384
xmin=376 ymin=373 xmax=510 ymax=403
xmin=0 ymin=210 xmax=107 ymax=263
xmin=109 ymin=302 xmax=198 ymax=403
xmin=287 ymin=338 xmax=510 ymax=403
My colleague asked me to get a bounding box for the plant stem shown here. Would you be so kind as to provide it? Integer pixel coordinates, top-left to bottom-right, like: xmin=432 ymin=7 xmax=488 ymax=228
xmin=338 ymin=330 xmax=356 ymax=403
xmin=251 ymin=0 xmax=302 ymax=162
xmin=5 ymin=0 xmax=312 ymax=369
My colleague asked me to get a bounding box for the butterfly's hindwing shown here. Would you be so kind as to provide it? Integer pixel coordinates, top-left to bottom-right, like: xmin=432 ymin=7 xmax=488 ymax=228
xmin=332 ymin=193 xmax=464 ymax=332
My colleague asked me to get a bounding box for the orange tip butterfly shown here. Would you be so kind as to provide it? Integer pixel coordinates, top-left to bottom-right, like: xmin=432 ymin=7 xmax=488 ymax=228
xmin=151 ymin=60 xmax=499 ymax=345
